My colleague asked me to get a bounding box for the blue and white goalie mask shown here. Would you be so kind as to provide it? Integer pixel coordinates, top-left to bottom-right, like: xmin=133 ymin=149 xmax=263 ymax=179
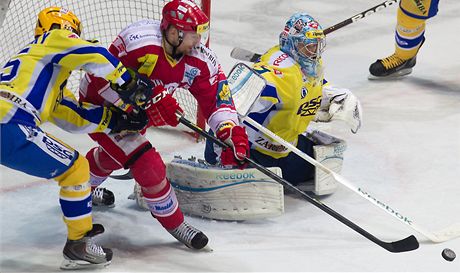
xmin=279 ymin=13 xmax=326 ymax=77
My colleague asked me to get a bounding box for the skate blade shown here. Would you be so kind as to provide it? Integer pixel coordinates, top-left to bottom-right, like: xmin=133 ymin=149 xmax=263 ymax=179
xmin=60 ymin=258 xmax=111 ymax=270
xmin=201 ymin=245 xmax=214 ymax=252
xmin=368 ymin=68 xmax=413 ymax=80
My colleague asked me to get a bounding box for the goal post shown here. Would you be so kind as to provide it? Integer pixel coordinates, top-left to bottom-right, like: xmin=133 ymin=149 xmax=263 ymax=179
xmin=0 ymin=0 xmax=209 ymax=139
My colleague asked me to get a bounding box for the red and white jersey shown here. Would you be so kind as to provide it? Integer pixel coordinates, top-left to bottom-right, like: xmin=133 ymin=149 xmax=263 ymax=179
xmin=79 ymin=19 xmax=238 ymax=132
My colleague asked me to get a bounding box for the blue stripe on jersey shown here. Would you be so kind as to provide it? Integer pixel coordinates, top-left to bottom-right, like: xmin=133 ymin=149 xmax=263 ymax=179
xmin=246 ymin=103 xmax=277 ymax=130
xmin=121 ymin=69 xmax=132 ymax=82
xmin=26 ymin=62 xmax=54 ymax=110
xmin=60 ymin=194 xmax=92 ymax=218
xmin=8 ymin=108 xmax=36 ymax=126
xmin=26 ymin=46 xmax=122 ymax=109
xmin=59 ymin=97 xmax=103 ymax=124
xmin=395 ymin=31 xmax=425 ymax=49
xmin=245 ymin=83 xmax=278 ymax=129
xmin=18 ymin=47 xmax=31 ymax=55
xmin=261 ymin=83 xmax=278 ymax=99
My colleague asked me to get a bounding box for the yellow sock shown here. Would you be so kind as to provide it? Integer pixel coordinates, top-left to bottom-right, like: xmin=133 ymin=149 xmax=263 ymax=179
xmin=394 ymin=8 xmax=426 ymax=60
xmin=56 ymin=155 xmax=93 ymax=240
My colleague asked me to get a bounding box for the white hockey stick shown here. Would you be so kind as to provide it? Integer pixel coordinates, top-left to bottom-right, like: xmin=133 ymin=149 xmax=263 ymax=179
xmin=227 ymin=63 xmax=460 ymax=243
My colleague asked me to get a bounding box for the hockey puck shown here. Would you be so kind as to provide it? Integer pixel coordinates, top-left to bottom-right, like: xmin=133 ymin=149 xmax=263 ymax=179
xmin=441 ymin=248 xmax=456 ymax=262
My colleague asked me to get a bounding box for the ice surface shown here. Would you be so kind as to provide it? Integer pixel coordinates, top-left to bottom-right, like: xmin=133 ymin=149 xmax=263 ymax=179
xmin=1 ymin=0 xmax=459 ymax=271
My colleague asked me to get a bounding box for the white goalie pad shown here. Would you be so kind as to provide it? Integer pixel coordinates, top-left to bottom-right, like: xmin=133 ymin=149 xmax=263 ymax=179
xmin=308 ymin=130 xmax=347 ymax=195
xmin=166 ymin=158 xmax=284 ymax=221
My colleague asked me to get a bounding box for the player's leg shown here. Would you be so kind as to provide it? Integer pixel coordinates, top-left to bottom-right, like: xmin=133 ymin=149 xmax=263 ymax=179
xmin=0 ymin=124 xmax=112 ymax=269
xmin=130 ymin=147 xmax=208 ymax=249
xmin=369 ymin=0 xmax=439 ymax=78
xmin=86 ymin=131 xmax=149 ymax=207
xmin=91 ymin=131 xmax=209 ymax=249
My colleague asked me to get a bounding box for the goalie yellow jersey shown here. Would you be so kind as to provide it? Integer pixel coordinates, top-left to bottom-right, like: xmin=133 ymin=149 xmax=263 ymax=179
xmin=247 ymin=45 xmax=326 ymax=159
xmin=0 ymin=29 xmax=131 ymax=133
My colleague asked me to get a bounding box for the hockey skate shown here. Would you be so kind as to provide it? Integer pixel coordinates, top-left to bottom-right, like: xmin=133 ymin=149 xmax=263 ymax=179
xmin=60 ymin=224 xmax=113 ymax=270
xmin=369 ymin=37 xmax=425 ymax=80
xmin=92 ymin=187 xmax=115 ymax=208
xmin=368 ymin=54 xmax=417 ymax=79
xmin=168 ymin=221 xmax=209 ymax=250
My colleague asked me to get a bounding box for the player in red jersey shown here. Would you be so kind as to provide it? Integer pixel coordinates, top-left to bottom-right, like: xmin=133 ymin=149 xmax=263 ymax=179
xmin=78 ymin=0 xmax=249 ymax=250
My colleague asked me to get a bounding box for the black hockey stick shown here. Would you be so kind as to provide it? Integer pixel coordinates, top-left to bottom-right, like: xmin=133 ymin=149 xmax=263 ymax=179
xmin=231 ymin=0 xmax=399 ymax=62
xmin=176 ymin=113 xmax=419 ymax=253
xmin=109 ymin=171 xmax=133 ymax=180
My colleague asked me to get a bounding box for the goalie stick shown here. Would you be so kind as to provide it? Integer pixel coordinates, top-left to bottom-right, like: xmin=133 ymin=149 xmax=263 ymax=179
xmin=227 ymin=63 xmax=460 ymax=243
xmin=231 ymin=0 xmax=399 ymax=62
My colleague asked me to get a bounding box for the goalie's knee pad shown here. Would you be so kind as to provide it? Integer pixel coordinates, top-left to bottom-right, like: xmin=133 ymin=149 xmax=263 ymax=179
xmin=131 ymin=147 xmax=168 ymax=194
xmin=309 ymin=131 xmax=347 ymax=195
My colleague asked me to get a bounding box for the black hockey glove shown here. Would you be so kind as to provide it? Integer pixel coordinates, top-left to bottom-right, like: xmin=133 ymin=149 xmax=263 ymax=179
xmin=111 ymin=68 xmax=153 ymax=108
xmin=110 ymin=107 xmax=148 ymax=134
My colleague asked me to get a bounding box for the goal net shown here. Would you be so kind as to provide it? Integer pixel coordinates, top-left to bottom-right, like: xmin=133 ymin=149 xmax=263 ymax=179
xmin=0 ymin=0 xmax=208 ymax=136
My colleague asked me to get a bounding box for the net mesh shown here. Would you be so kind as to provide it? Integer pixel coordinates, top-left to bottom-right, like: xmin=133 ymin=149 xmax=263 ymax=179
xmin=0 ymin=0 xmax=204 ymax=125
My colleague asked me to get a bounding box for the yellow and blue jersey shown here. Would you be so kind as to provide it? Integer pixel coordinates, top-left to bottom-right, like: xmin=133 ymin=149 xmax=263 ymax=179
xmin=0 ymin=29 xmax=131 ymax=133
xmin=246 ymin=45 xmax=326 ymax=159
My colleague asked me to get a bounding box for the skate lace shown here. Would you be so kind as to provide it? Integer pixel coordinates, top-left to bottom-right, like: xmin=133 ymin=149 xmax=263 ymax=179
xmin=171 ymin=222 xmax=199 ymax=244
xmin=93 ymin=188 xmax=105 ymax=202
xmin=86 ymin=238 xmax=105 ymax=257
xmin=381 ymin=54 xmax=405 ymax=69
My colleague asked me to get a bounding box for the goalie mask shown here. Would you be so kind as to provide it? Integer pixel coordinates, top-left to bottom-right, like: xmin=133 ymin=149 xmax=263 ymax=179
xmin=35 ymin=7 xmax=82 ymax=38
xmin=279 ymin=13 xmax=326 ymax=77
xmin=160 ymin=0 xmax=210 ymax=46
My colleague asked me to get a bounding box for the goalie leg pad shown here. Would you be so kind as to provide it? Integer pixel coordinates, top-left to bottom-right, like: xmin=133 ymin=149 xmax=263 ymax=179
xmin=311 ymin=131 xmax=347 ymax=195
xmin=165 ymin=158 xmax=284 ymax=221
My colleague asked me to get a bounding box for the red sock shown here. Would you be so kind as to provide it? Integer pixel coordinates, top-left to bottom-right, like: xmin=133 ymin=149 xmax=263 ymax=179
xmin=142 ymin=183 xmax=184 ymax=230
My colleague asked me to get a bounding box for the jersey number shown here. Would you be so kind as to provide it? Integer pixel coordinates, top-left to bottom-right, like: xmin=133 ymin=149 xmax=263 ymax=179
xmin=0 ymin=59 xmax=21 ymax=82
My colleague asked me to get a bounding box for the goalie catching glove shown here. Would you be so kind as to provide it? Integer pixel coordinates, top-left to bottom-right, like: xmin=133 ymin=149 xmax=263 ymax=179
xmin=315 ymin=85 xmax=363 ymax=133
xmin=216 ymin=122 xmax=250 ymax=169
xmin=143 ymin=83 xmax=183 ymax=127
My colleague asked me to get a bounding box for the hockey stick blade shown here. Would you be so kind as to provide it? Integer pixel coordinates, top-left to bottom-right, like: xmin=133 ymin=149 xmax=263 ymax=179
xmin=109 ymin=170 xmax=133 ymax=180
xmin=383 ymin=235 xmax=419 ymax=253
xmin=230 ymin=47 xmax=261 ymax=63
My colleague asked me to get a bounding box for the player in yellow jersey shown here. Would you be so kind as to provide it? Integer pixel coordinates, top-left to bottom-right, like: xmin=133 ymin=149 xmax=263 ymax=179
xmin=205 ymin=13 xmax=362 ymax=195
xmin=369 ymin=0 xmax=439 ymax=79
xmin=0 ymin=7 xmax=153 ymax=270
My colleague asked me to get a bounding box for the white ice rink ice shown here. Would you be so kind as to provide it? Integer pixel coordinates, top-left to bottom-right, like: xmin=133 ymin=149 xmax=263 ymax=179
xmin=1 ymin=0 xmax=460 ymax=271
